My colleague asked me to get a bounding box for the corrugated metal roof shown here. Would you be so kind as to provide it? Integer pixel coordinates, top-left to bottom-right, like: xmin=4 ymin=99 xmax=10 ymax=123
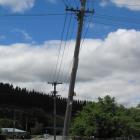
xmin=1 ymin=128 xmax=26 ymax=133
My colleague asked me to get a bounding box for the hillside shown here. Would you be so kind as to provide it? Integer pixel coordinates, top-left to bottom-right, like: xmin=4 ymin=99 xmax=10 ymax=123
xmin=0 ymin=82 xmax=86 ymax=134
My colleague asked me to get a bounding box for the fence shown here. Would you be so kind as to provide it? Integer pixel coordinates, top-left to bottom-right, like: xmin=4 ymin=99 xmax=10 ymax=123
xmin=71 ymin=136 xmax=140 ymax=140
xmin=0 ymin=134 xmax=6 ymax=140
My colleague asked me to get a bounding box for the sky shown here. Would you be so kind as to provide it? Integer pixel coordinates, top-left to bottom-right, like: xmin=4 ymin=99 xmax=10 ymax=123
xmin=0 ymin=0 xmax=140 ymax=107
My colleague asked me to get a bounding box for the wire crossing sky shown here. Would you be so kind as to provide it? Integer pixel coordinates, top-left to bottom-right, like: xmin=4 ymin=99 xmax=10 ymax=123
xmin=0 ymin=0 xmax=140 ymax=107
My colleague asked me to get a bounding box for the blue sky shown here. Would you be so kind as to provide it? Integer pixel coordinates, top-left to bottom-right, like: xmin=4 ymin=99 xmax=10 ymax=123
xmin=0 ymin=0 xmax=139 ymax=44
xmin=0 ymin=0 xmax=140 ymax=106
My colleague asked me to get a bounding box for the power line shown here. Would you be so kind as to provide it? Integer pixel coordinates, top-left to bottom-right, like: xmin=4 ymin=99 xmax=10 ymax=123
xmin=78 ymin=13 xmax=140 ymax=29
xmin=59 ymin=16 xmax=76 ymax=83
xmin=51 ymin=13 xmax=68 ymax=82
xmin=111 ymin=2 xmax=140 ymax=7
xmin=60 ymin=0 xmax=93 ymax=95
xmin=56 ymin=14 xmax=73 ymax=81
xmin=80 ymin=12 xmax=94 ymax=49
xmin=60 ymin=59 xmax=73 ymax=93
xmin=59 ymin=17 xmax=76 ymax=94
xmin=0 ymin=13 xmax=66 ymax=17
xmin=1 ymin=12 xmax=140 ymax=26
xmin=73 ymin=0 xmax=79 ymax=8
xmin=53 ymin=0 xmax=74 ymax=82
xmin=95 ymin=13 xmax=140 ymax=25
xmin=62 ymin=0 xmax=68 ymax=6
xmin=93 ymin=20 xmax=140 ymax=28
xmin=65 ymin=0 xmax=72 ymax=7
xmin=93 ymin=19 xmax=140 ymax=27
xmin=48 ymin=82 xmax=62 ymax=140
xmin=63 ymin=0 xmax=94 ymax=138
xmin=89 ymin=0 xmax=140 ymax=7
xmin=95 ymin=13 xmax=140 ymax=21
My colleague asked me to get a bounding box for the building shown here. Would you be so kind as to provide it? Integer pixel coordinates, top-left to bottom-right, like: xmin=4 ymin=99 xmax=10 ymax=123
xmin=1 ymin=128 xmax=27 ymax=139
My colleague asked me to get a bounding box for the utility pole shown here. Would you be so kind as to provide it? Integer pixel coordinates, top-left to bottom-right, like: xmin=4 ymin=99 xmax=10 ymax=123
xmin=62 ymin=0 xmax=94 ymax=140
xmin=13 ymin=110 xmax=15 ymax=140
xmin=48 ymin=81 xmax=62 ymax=140
xmin=25 ymin=117 xmax=28 ymax=132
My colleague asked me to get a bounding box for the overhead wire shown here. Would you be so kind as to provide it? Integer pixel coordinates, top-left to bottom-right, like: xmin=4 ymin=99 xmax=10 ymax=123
xmin=54 ymin=0 xmax=76 ymax=93
xmin=59 ymin=15 xmax=76 ymax=83
xmin=47 ymin=0 xmax=140 ymax=94
xmin=60 ymin=0 xmax=95 ymax=93
xmin=93 ymin=20 xmax=139 ymax=28
xmin=62 ymin=0 xmax=68 ymax=7
xmin=0 ymin=13 xmax=66 ymax=17
xmin=2 ymin=0 xmax=139 ymax=90
xmin=73 ymin=0 xmax=94 ymax=95
xmin=60 ymin=3 xmax=94 ymax=93
xmin=60 ymin=60 xmax=73 ymax=93
xmin=110 ymin=2 xmax=140 ymax=7
xmin=65 ymin=0 xmax=72 ymax=7
xmin=50 ymin=13 xmax=68 ymax=82
xmin=92 ymin=18 xmax=140 ymax=28
xmin=73 ymin=0 xmax=79 ymax=8
xmin=80 ymin=7 xmax=94 ymax=50
xmin=56 ymin=13 xmax=73 ymax=81
xmin=0 ymin=12 xmax=140 ymax=26
xmin=75 ymin=0 xmax=80 ymax=8
xmin=95 ymin=13 xmax=140 ymax=25
xmin=88 ymin=0 xmax=140 ymax=7
xmin=58 ymin=0 xmax=78 ymax=93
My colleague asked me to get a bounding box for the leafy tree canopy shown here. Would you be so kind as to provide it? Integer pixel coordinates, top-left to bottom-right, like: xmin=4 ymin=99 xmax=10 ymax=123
xmin=71 ymin=95 xmax=140 ymax=138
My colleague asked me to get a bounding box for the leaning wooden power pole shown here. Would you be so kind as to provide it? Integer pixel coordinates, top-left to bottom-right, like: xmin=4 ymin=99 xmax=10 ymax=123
xmin=62 ymin=0 xmax=94 ymax=140
xmin=48 ymin=81 xmax=62 ymax=140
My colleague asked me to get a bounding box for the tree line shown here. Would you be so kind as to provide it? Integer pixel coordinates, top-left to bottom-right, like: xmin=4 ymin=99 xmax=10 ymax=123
xmin=1 ymin=82 xmax=140 ymax=137
xmin=71 ymin=96 xmax=140 ymax=138
xmin=0 ymin=82 xmax=86 ymax=134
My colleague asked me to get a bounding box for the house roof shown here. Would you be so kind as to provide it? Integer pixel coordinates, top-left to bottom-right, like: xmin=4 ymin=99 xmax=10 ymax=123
xmin=1 ymin=128 xmax=26 ymax=133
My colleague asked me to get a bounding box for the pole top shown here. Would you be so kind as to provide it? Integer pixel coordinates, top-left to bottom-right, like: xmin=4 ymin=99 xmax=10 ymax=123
xmin=48 ymin=81 xmax=62 ymax=86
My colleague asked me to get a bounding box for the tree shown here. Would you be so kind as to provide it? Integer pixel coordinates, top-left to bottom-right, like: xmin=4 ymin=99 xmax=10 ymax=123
xmin=0 ymin=82 xmax=85 ymax=133
xmin=71 ymin=96 xmax=140 ymax=138
xmin=31 ymin=122 xmax=43 ymax=135
xmin=0 ymin=118 xmax=13 ymax=128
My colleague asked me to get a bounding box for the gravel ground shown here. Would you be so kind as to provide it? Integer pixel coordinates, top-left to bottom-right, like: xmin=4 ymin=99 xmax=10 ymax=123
xmin=8 ymin=135 xmax=63 ymax=140
xmin=32 ymin=136 xmax=62 ymax=140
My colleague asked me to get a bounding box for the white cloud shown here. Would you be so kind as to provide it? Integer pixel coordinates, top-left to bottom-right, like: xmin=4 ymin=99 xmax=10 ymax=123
xmin=111 ymin=0 xmax=140 ymax=11
xmin=0 ymin=0 xmax=35 ymax=13
xmin=13 ymin=29 xmax=33 ymax=42
xmin=100 ymin=0 xmax=108 ymax=7
xmin=101 ymin=0 xmax=140 ymax=11
xmin=0 ymin=29 xmax=140 ymax=106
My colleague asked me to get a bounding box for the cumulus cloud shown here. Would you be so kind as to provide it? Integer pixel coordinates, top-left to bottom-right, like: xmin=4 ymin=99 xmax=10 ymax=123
xmin=101 ymin=0 xmax=140 ymax=11
xmin=0 ymin=29 xmax=140 ymax=106
xmin=0 ymin=0 xmax=35 ymax=13
xmin=100 ymin=0 xmax=108 ymax=7
xmin=77 ymin=29 xmax=140 ymax=106
xmin=112 ymin=0 xmax=140 ymax=11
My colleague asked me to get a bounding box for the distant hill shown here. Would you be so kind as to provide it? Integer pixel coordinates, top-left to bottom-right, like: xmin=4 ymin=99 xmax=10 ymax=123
xmin=0 ymin=82 xmax=86 ymax=134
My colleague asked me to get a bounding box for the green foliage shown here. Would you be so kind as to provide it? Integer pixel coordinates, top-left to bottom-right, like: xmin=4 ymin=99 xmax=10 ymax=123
xmin=71 ymin=95 xmax=140 ymax=138
xmin=0 ymin=82 xmax=85 ymax=116
xmin=0 ymin=82 xmax=86 ymax=134
xmin=0 ymin=118 xmax=13 ymax=128
xmin=31 ymin=122 xmax=43 ymax=135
